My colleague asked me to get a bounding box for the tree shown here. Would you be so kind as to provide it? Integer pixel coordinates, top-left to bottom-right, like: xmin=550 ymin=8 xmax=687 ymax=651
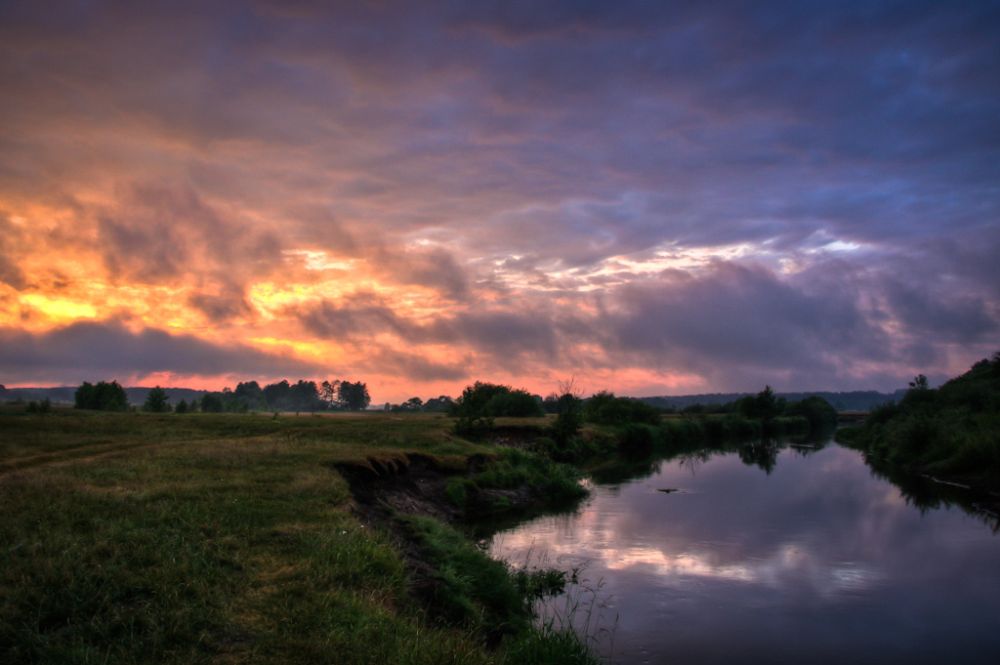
xmin=583 ymin=391 xmax=660 ymax=425
xmin=75 ymin=380 xmax=128 ymax=411
xmin=321 ymin=380 xmax=341 ymax=407
xmin=201 ymin=393 xmax=224 ymax=413
xmin=290 ymin=380 xmax=323 ymax=412
xmin=143 ymin=386 xmax=170 ymax=413
xmin=233 ymin=381 xmax=267 ymax=410
xmin=738 ymin=386 xmax=780 ymax=423
xmin=423 ymin=395 xmax=455 ymax=412
xmin=909 ymin=374 xmax=929 ymax=391
xmin=263 ymin=380 xmax=292 ymax=411
xmin=552 ymin=392 xmax=582 ymax=444
xmin=175 ymin=399 xmax=188 ymax=414
xmin=337 ymin=380 xmax=370 ymax=411
xmin=400 ymin=397 xmax=423 ymax=412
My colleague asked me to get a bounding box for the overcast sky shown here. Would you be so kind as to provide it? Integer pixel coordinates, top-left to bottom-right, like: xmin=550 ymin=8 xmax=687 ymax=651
xmin=1 ymin=1 xmax=998 ymax=401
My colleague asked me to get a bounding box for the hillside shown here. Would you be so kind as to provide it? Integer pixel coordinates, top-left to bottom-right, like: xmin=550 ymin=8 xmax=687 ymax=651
xmin=838 ymin=355 xmax=1000 ymax=489
xmin=0 ymin=386 xmax=208 ymax=405
xmin=639 ymin=390 xmax=905 ymax=412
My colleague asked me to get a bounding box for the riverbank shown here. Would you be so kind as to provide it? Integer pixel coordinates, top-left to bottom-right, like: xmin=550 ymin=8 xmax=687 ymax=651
xmin=836 ymin=356 xmax=1000 ymax=504
xmin=0 ymin=395 xmax=846 ymax=663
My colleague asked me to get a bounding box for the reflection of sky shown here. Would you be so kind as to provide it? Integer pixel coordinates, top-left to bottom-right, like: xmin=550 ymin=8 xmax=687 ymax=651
xmin=490 ymin=444 xmax=1000 ymax=664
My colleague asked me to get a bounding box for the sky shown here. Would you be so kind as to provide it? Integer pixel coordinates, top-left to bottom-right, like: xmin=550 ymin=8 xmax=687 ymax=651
xmin=1 ymin=1 xmax=998 ymax=402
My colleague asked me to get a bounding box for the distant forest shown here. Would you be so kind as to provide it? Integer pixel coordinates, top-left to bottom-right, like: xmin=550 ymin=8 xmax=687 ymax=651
xmin=638 ymin=390 xmax=907 ymax=412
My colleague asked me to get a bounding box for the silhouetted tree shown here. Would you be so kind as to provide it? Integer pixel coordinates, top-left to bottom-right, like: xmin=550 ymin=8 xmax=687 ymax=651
xmin=321 ymin=380 xmax=341 ymax=407
xmin=909 ymin=374 xmax=929 ymax=390
xmin=583 ymin=391 xmax=660 ymax=425
xmin=233 ymin=381 xmax=267 ymax=410
xmin=75 ymin=380 xmax=129 ymax=411
xmin=423 ymin=395 xmax=455 ymax=412
xmin=143 ymin=386 xmax=170 ymax=413
xmin=337 ymin=380 xmax=370 ymax=411
xmin=552 ymin=393 xmax=582 ymax=444
xmin=263 ymin=380 xmax=292 ymax=411
xmin=201 ymin=393 xmax=224 ymax=413
xmin=175 ymin=399 xmax=188 ymax=414
xmin=738 ymin=386 xmax=780 ymax=423
xmin=290 ymin=380 xmax=323 ymax=412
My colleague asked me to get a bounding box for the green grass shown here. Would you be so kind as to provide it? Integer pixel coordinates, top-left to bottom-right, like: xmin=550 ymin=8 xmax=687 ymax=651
xmin=0 ymin=410 xmax=592 ymax=664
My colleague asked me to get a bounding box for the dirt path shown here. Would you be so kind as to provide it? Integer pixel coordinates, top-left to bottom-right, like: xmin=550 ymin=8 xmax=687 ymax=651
xmin=0 ymin=439 xmax=166 ymax=477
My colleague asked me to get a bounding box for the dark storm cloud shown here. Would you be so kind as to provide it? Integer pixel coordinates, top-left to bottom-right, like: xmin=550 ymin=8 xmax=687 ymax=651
xmin=361 ymin=349 xmax=469 ymax=382
xmin=296 ymin=295 xmax=560 ymax=361
xmin=0 ymin=216 xmax=26 ymax=289
xmin=601 ymin=262 xmax=886 ymax=380
xmin=0 ymin=321 xmax=322 ymax=383
xmin=187 ymin=288 xmax=253 ymax=323
xmin=96 ymin=183 xmax=283 ymax=290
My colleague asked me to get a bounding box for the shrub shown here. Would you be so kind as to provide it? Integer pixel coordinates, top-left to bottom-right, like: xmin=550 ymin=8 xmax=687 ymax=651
xmin=583 ymin=391 xmax=661 ymax=425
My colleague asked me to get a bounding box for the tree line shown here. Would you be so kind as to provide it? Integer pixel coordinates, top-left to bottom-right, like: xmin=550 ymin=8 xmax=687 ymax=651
xmin=73 ymin=379 xmax=371 ymax=413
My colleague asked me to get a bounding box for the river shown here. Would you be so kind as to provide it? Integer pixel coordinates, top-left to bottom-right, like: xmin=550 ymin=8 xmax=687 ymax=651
xmin=488 ymin=441 xmax=1000 ymax=664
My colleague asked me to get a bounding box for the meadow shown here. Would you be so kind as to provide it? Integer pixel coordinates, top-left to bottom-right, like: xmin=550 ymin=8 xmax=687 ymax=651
xmin=0 ymin=410 xmax=593 ymax=665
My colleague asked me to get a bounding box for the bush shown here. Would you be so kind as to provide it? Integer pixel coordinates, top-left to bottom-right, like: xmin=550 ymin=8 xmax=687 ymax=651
xmin=784 ymin=396 xmax=838 ymax=431
xmin=618 ymin=423 xmax=658 ymax=457
xmin=583 ymin=391 xmax=661 ymax=425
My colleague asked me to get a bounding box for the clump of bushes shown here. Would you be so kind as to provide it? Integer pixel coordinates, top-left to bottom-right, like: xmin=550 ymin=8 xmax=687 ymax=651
xmin=74 ymin=380 xmax=129 ymax=411
xmin=583 ymin=391 xmax=662 ymax=425
xmin=451 ymin=382 xmax=545 ymax=437
xmin=444 ymin=449 xmax=587 ymax=515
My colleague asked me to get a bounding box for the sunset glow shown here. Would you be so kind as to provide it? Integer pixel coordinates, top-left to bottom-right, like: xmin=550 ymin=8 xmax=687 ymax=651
xmin=1 ymin=2 xmax=997 ymax=402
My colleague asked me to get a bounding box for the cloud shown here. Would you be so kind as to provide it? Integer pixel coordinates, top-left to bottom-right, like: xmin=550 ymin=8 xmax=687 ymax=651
xmin=0 ymin=2 xmax=996 ymax=396
xmin=0 ymin=320 xmax=322 ymax=383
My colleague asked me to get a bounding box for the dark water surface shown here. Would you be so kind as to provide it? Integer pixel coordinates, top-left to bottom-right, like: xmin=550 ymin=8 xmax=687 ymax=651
xmin=489 ymin=443 xmax=1000 ymax=664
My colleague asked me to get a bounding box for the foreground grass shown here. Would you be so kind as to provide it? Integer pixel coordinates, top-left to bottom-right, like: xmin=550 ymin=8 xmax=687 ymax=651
xmin=0 ymin=410 xmax=591 ymax=664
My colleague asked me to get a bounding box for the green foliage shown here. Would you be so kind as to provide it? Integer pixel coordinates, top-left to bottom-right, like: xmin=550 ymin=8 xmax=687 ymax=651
xmin=337 ymin=380 xmax=371 ymax=411
xmin=617 ymin=423 xmax=659 ymax=457
xmin=550 ymin=393 xmax=582 ymax=445
xmin=233 ymin=380 xmax=267 ymax=410
xmin=200 ymin=392 xmax=224 ymax=413
xmin=143 ymin=386 xmax=170 ymax=413
xmin=453 ymin=382 xmax=544 ymax=420
xmin=849 ymin=355 xmax=1000 ymax=486
xmin=445 ymin=449 xmax=587 ymax=516
xmin=1 ymin=411 xmax=598 ymax=665
xmin=74 ymin=380 xmax=129 ymax=411
xmin=583 ymin=391 xmax=661 ymax=425
xmin=736 ymin=385 xmax=782 ymax=422
xmin=444 ymin=477 xmax=472 ymax=507
xmin=486 ymin=390 xmax=544 ymax=417
xmin=399 ymin=515 xmax=571 ymax=643
xmin=783 ymin=395 xmax=838 ymax=430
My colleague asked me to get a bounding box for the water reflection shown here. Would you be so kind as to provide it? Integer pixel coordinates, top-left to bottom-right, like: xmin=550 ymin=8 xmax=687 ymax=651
xmin=490 ymin=443 xmax=1000 ymax=664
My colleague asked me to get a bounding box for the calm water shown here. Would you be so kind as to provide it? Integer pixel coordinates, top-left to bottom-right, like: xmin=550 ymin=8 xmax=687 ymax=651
xmin=489 ymin=443 xmax=1000 ymax=664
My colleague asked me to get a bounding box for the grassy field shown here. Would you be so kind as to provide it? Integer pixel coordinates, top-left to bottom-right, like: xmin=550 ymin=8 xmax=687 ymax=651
xmin=0 ymin=409 xmax=592 ymax=664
